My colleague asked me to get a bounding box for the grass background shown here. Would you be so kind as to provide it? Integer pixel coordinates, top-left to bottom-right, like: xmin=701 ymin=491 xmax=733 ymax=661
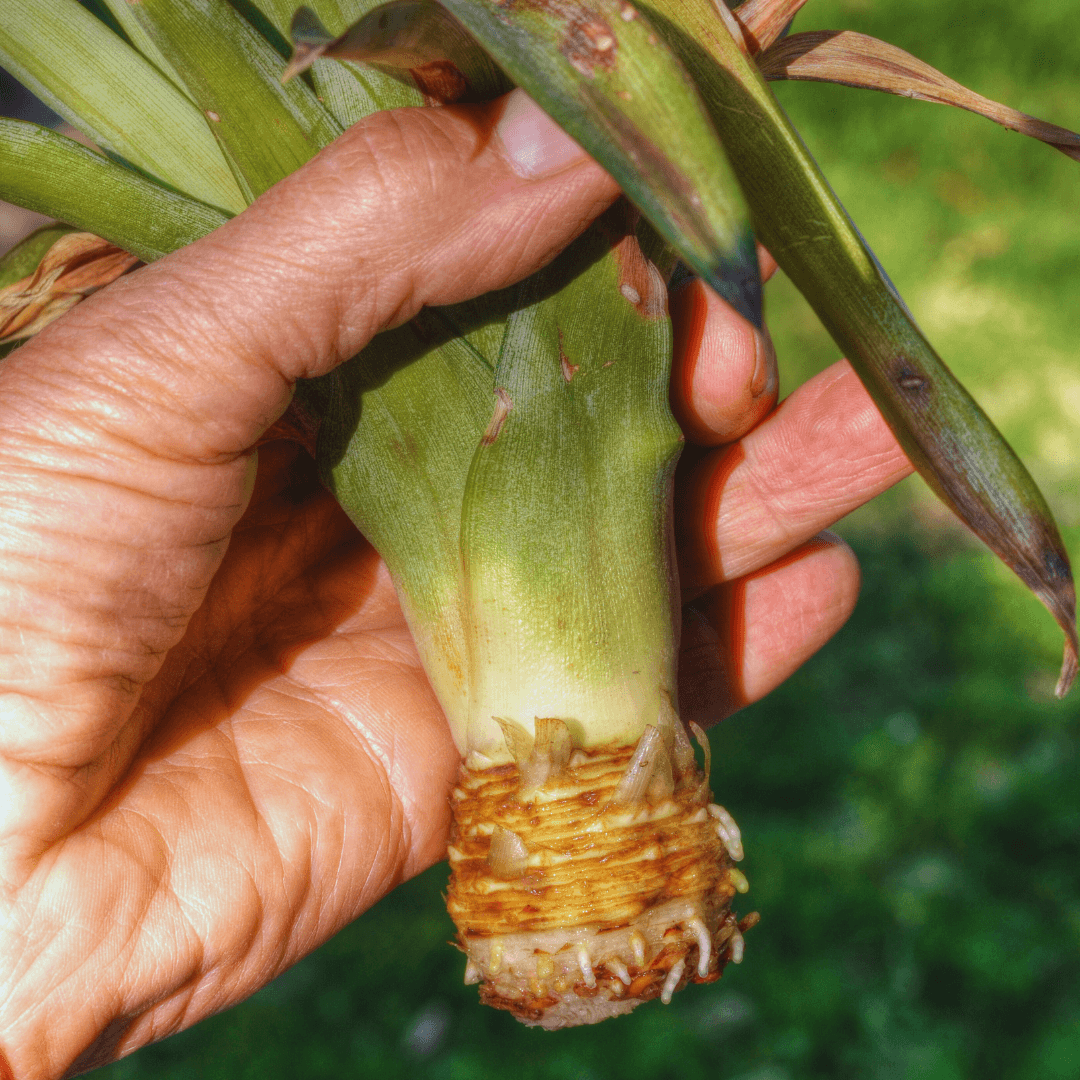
xmin=4 ymin=0 xmax=1079 ymax=1076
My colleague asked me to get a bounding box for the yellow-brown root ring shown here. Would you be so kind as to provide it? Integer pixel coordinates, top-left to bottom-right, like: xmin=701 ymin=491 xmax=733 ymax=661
xmin=447 ymin=740 xmax=753 ymax=1027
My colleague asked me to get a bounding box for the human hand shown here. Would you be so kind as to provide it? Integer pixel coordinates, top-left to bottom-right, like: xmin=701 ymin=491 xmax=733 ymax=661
xmin=0 ymin=89 xmax=911 ymax=1077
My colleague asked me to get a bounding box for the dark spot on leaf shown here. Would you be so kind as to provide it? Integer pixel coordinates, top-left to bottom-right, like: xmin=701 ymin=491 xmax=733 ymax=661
xmin=391 ymin=432 xmax=420 ymax=462
xmin=558 ymin=4 xmax=618 ymax=77
xmin=1043 ymin=545 xmax=1073 ymax=584
xmin=507 ymin=0 xmax=617 ymax=74
xmin=891 ymin=358 xmax=930 ymax=395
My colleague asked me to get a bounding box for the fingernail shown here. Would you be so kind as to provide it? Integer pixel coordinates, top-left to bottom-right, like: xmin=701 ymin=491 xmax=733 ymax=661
xmin=751 ymin=324 xmax=778 ymax=399
xmin=496 ymin=88 xmax=589 ymax=178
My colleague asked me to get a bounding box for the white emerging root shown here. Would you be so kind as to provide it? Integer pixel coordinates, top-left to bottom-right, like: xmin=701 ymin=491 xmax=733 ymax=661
xmin=689 ymin=720 xmax=712 ymax=778
xmin=687 ymin=916 xmax=712 ymax=979
xmin=656 ymin=691 xmax=696 ymax=775
xmin=519 ymin=717 xmax=574 ymax=797
xmin=610 ymin=725 xmax=674 ymax=806
xmin=707 ymin=802 xmax=744 ymax=861
xmin=493 ymin=716 xmax=533 ymax=763
xmin=728 ymin=867 xmax=749 ymax=894
xmin=660 ymin=958 xmax=686 ymax=1005
xmin=729 ymin=929 xmax=745 ymax=965
xmin=448 ymin=731 xmax=753 ymax=1026
xmin=576 ymin=944 xmax=596 ymax=989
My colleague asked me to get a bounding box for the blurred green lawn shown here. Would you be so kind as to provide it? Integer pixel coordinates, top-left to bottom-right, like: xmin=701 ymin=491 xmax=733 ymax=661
xmin=63 ymin=0 xmax=1079 ymax=1076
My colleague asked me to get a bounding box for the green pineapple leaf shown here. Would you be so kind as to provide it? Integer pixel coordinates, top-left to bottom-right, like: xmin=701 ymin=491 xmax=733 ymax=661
xmin=0 ymin=0 xmax=245 ymax=214
xmin=655 ymin=0 xmax=1077 ymax=694
xmin=287 ymin=0 xmax=1076 ymax=693
xmin=285 ymin=0 xmax=763 ymax=327
xmin=96 ymin=0 xmax=195 ymax=94
xmin=127 ymin=0 xmax=343 ymax=202
xmin=0 ymin=119 xmax=232 ymax=262
xmin=0 ymin=224 xmax=80 ymax=290
xmin=312 ymin=316 xmax=494 ymax=735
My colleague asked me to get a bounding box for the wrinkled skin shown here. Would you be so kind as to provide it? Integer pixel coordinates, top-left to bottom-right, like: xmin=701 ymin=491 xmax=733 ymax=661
xmin=0 ymin=91 xmax=911 ymax=1078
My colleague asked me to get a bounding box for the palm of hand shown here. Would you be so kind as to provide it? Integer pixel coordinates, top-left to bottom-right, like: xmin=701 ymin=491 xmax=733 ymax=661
xmin=0 ymin=441 xmax=457 ymax=1074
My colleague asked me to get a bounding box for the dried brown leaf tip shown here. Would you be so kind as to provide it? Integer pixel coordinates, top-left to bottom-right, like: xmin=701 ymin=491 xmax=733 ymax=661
xmin=732 ymin=0 xmax=811 ymax=55
xmin=284 ymin=0 xmax=473 ymax=103
xmin=410 ymin=59 xmax=470 ymax=105
xmin=758 ymin=31 xmax=1080 ymax=162
xmin=0 ymin=233 xmax=140 ymax=345
xmin=282 ymin=5 xmax=337 ymax=82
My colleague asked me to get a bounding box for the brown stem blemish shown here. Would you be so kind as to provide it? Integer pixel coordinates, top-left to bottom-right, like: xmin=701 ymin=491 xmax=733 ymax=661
xmin=596 ymin=202 xmax=668 ymax=319
xmin=482 ymin=387 xmax=514 ymax=445
xmin=558 ymin=328 xmax=581 ymax=382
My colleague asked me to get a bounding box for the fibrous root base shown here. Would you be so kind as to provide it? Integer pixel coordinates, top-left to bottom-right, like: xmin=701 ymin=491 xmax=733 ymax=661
xmin=447 ymin=738 xmax=755 ymax=1027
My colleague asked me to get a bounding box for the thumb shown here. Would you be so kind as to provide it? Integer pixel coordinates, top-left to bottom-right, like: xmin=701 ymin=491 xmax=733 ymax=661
xmin=8 ymin=88 xmax=615 ymax=462
xmin=0 ymin=88 xmax=615 ymax=825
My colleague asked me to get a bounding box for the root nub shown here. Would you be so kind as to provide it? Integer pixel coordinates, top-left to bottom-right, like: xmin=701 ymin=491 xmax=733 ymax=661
xmin=447 ymin=728 xmax=753 ymax=1027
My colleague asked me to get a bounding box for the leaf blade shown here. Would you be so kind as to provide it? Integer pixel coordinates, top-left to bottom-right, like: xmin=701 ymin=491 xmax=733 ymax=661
xmin=0 ymin=0 xmax=245 ymax=213
xmin=96 ymin=0 xmax=194 ymax=97
xmin=0 ymin=119 xmax=231 ymax=263
xmin=313 ymin=318 xmax=496 ymax=737
xmin=652 ymin=0 xmax=1078 ymax=693
xmin=731 ymin=0 xmax=810 ymax=55
xmin=758 ymin=31 xmax=1080 ymax=162
xmin=287 ymin=0 xmax=763 ymax=326
xmin=129 ymin=0 xmax=343 ymax=199
xmin=432 ymin=0 xmax=761 ymax=323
